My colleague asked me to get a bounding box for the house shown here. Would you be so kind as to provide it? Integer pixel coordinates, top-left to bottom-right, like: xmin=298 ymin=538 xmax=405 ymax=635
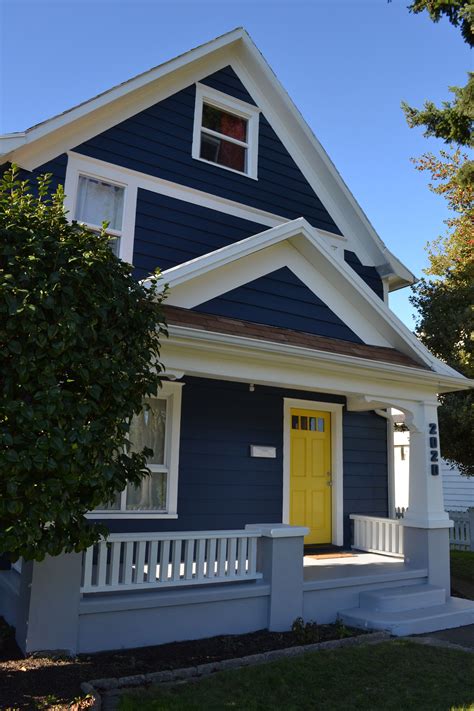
xmin=1 ymin=28 xmax=473 ymax=655
xmin=393 ymin=428 xmax=474 ymax=513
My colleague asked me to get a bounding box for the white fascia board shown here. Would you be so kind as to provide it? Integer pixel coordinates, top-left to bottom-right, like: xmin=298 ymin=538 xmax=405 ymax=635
xmin=163 ymin=327 xmax=472 ymax=397
xmin=158 ymin=217 xmax=460 ymax=376
xmin=231 ymin=35 xmax=415 ymax=286
xmin=0 ymin=30 xmax=247 ymax=170
xmin=1 ymin=27 xmax=413 ymax=289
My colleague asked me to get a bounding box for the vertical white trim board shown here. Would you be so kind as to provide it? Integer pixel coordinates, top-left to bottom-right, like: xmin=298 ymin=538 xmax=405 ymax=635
xmin=283 ymin=398 xmax=344 ymax=547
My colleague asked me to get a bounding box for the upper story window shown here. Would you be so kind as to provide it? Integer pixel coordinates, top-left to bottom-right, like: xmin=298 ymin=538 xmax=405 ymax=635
xmin=75 ymin=175 xmax=125 ymax=256
xmin=192 ymin=83 xmax=260 ymax=180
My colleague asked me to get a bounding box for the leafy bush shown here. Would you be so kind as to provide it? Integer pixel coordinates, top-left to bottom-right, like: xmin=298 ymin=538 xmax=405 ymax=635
xmin=0 ymin=166 xmax=167 ymax=561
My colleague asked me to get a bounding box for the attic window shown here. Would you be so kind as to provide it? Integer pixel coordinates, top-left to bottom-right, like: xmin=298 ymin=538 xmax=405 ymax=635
xmin=192 ymin=83 xmax=259 ymax=179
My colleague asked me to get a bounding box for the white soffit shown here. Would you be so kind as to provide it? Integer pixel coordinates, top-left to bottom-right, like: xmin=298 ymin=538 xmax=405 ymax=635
xmin=0 ymin=28 xmax=414 ymax=288
xmin=160 ymin=218 xmax=463 ymax=379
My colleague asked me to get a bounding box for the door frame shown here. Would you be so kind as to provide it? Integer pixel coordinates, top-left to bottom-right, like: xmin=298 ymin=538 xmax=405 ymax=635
xmin=283 ymin=398 xmax=344 ymax=546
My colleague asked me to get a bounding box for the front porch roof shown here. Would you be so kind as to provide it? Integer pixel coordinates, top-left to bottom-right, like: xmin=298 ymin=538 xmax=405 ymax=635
xmin=164 ymin=305 xmax=427 ymax=371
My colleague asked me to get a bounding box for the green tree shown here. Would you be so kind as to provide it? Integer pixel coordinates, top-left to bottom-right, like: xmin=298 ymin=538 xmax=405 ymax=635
xmin=0 ymin=166 xmax=168 ymax=561
xmin=408 ymin=0 xmax=474 ymax=47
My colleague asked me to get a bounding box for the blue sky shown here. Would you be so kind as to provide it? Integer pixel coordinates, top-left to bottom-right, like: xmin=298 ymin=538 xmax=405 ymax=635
xmin=0 ymin=0 xmax=470 ymax=328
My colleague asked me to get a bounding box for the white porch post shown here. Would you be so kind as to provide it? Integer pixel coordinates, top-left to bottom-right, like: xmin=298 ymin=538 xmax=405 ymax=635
xmin=402 ymin=400 xmax=452 ymax=592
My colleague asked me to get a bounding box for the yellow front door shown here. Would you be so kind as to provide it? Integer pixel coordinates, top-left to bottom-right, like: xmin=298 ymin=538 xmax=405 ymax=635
xmin=290 ymin=408 xmax=332 ymax=544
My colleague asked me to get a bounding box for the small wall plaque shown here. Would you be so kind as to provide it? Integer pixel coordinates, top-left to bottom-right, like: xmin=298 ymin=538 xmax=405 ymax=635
xmin=250 ymin=445 xmax=276 ymax=459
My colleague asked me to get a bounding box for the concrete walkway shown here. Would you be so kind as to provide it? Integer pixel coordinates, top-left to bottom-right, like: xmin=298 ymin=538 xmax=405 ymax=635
xmin=417 ymin=623 xmax=474 ymax=650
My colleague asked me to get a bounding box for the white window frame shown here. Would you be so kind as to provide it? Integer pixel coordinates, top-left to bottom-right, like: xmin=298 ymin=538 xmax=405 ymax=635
xmin=64 ymin=153 xmax=138 ymax=264
xmin=87 ymin=381 xmax=184 ymax=519
xmin=192 ymin=83 xmax=260 ymax=180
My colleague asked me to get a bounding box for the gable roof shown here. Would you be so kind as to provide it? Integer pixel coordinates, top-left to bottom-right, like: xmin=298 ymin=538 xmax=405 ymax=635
xmin=155 ymin=217 xmax=469 ymax=387
xmin=1 ymin=28 xmax=414 ymax=291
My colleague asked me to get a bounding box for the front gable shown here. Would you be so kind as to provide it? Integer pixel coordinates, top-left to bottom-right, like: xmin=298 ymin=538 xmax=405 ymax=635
xmin=73 ymin=66 xmax=341 ymax=235
xmin=192 ymin=267 xmax=362 ymax=343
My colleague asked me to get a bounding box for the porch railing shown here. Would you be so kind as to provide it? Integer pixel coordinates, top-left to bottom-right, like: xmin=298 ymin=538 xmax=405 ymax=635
xmin=81 ymin=530 xmax=262 ymax=594
xmin=449 ymin=510 xmax=472 ymax=551
xmin=350 ymin=515 xmax=404 ymax=558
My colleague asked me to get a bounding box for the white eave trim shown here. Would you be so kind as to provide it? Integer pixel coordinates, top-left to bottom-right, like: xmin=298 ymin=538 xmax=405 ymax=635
xmin=166 ymin=324 xmax=472 ymax=393
xmin=0 ymin=27 xmax=413 ymax=287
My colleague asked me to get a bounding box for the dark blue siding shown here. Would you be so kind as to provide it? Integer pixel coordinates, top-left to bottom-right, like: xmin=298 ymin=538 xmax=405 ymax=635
xmin=3 ymin=155 xmax=67 ymax=196
xmin=104 ymin=377 xmax=387 ymax=548
xmin=193 ymin=267 xmax=363 ymax=343
xmin=74 ymin=66 xmax=341 ymax=234
xmin=343 ymin=410 xmax=388 ymax=543
xmin=345 ymin=250 xmax=384 ymax=300
xmin=134 ymin=188 xmax=265 ymax=278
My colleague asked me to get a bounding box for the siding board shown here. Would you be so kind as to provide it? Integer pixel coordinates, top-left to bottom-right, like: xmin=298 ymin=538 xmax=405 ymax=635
xmin=101 ymin=377 xmax=387 ymax=548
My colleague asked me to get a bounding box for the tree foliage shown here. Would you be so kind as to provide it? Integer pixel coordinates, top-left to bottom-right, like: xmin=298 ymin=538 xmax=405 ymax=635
xmin=0 ymin=166 xmax=168 ymax=561
xmin=408 ymin=0 xmax=474 ymax=46
xmin=409 ymin=152 xmax=473 ymax=475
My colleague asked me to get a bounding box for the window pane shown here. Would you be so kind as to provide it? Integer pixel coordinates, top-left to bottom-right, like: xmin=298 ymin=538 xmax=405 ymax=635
xmin=202 ymin=104 xmax=247 ymax=141
xmin=76 ymin=176 xmax=124 ymax=231
xmin=292 ymin=415 xmax=299 ymax=430
xmin=309 ymin=417 xmax=316 ymax=431
xmin=317 ymin=417 xmax=325 ymax=432
xmin=129 ymin=398 xmax=167 ymax=465
xmin=126 ymin=472 xmax=167 ymax=511
xmin=301 ymin=416 xmax=308 ymax=430
xmin=200 ymin=134 xmax=246 ymax=172
xmin=95 ymin=490 xmax=121 ymax=511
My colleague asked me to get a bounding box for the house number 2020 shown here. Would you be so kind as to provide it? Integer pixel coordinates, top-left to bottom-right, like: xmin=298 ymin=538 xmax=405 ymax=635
xmin=429 ymin=423 xmax=439 ymax=475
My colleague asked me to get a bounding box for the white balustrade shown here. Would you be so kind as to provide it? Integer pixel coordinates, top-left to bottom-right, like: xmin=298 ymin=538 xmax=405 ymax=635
xmin=81 ymin=530 xmax=262 ymax=593
xmin=350 ymin=515 xmax=404 ymax=558
xmin=449 ymin=511 xmax=471 ymax=551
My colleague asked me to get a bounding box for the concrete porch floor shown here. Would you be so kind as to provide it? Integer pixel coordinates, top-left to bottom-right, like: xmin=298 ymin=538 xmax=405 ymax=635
xmin=303 ymin=551 xmax=425 ymax=586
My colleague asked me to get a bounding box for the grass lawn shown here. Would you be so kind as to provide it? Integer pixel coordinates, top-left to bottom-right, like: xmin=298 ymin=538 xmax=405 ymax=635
xmin=451 ymin=551 xmax=474 ymax=583
xmin=120 ymin=640 xmax=474 ymax=711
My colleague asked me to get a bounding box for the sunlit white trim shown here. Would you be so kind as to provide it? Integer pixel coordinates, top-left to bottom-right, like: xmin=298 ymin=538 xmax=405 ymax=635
xmin=283 ymin=398 xmax=344 ymax=546
xmin=192 ymin=83 xmax=260 ymax=179
xmin=64 ymin=154 xmax=137 ymax=264
xmin=0 ymin=28 xmax=414 ymax=286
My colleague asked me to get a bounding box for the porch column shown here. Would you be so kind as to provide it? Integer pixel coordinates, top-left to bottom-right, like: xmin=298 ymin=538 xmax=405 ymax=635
xmin=403 ymin=401 xmax=452 ymax=591
xmin=246 ymin=523 xmax=308 ymax=631
xmin=16 ymin=551 xmax=82 ymax=655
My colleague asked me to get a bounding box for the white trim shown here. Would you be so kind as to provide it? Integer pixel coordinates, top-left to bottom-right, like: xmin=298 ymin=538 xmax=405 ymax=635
xmin=87 ymin=381 xmax=183 ymax=520
xmin=192 ymin=83 xmax=260 ymax=180
xmin=160 ymin=218 xmax=468 ymax=379
xmin=0 ymin=28 xmax=414 ymax=286
xmin=283 ymin=398 xmax=344 ymax=547
xmin=64 ymin=154 xmax=137 ymax=264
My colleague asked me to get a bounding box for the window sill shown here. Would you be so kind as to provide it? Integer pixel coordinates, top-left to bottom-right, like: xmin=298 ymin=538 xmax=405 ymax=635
xmin=192 ymin=154 xmax=258 ymax=181
xmin=86 ymin=513 xmax=179 ymax=520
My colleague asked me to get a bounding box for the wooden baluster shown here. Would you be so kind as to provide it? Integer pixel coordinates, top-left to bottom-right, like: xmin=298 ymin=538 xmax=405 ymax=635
xmin=172 ymin=539 xmax=182 ymax=582
xmin=227 ymin=537 xmax=237 ymax=577
xmin=97 ymin=541 xmax=108 ymax=589
xmin=217 ymin=538 xmax=227 ymax=579
xmin=123 ymin=542 xmax=134 ymax=586
xmin=110 ymin=541 xmax=121 ymax=587
xmin=247 ymin=537 xmax=257 ymax=576
xmin=82 ymin=546 xmax=94 ymax=591
xmin=159 ymin=540 xmax=170 ymax=582
xmin=136 ymin=541 xmax=147 ymax=584
xmin=184 ymin=539 xmax=194 ymax=580
xmin=195 ymin=539 xmax=206 ymax=581
xmin=206 ymin=538 xmax=217 ymax=578
xmin=147 ymin=541 xmax=158 ymax=583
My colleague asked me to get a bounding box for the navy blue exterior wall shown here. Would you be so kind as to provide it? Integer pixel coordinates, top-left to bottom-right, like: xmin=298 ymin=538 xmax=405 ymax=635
xmin=103 ymin=377 xmax=388 ymax=547
xmin=344 ymin=251 xmax=384 ymax=300
xmin=2 ymin=155 xmax=67 ymax=195
xmin=193 ymin=267 xmax=363 ymax=343
xmin=133 ymin=188 xmax=265 ymax=277
xmin=74 ymin=67 xmax=341 ymax=234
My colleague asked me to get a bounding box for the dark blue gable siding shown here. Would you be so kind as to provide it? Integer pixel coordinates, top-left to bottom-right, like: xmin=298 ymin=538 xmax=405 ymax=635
xmin=2 ymin=155 xmax=67 ymax=196
xmin=345 ymin=250 xmax=384 ymax=300
xmin=74 ymin=66 xmax=341 ymax=234
xmin=192 ymin=267 xmax=363 ymax=343
xmin=134 ymin=188 xmax=265 ymax=278
xmin=104 ymin=377 xmax=388 ymax=547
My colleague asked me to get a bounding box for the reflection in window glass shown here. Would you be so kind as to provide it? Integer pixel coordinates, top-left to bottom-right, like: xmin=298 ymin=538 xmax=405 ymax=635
xmin=309 ymin=417 xmax=316 ymax=431
xmin=301 ymin=416 xmax=308 ymax=430
xmin=129 ymin=398 xmax=167 ymax=465
xmin=317 ymin=417 xmax=325 ymax=432
xmin=200 ymin=133 xmax=246 ymax=172
xmin=292 ymin=415 xmax=299 ymax=430
xmin=202 ymin=104 xmax=247 ymax=141
xmin=126 ymin=471 xmax=167 ymax=511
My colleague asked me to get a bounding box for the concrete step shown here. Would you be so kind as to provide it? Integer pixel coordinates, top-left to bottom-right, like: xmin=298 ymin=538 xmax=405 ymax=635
xmin=359 ymin=584 xmax=446 ymax=613
xmin=339 ymin=596 xmax=474 ymax=637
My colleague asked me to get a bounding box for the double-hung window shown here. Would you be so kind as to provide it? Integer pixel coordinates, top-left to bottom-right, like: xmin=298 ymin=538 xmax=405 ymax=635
xmin=89 ymin=382 xmax=183 ymax=519
xmin=75 ymin=175 xmax=125 ymax=256
xmin=192 ymin=83 xmax=259 ymax=179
